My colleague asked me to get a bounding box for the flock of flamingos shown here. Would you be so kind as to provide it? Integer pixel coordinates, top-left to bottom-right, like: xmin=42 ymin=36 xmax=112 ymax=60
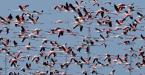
xmin=0 ymin=0 xmax=145 ymax=75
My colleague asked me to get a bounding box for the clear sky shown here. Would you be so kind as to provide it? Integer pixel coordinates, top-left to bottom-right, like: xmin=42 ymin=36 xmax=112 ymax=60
xmin=0 ymin=0 xmax=145 ymax=75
